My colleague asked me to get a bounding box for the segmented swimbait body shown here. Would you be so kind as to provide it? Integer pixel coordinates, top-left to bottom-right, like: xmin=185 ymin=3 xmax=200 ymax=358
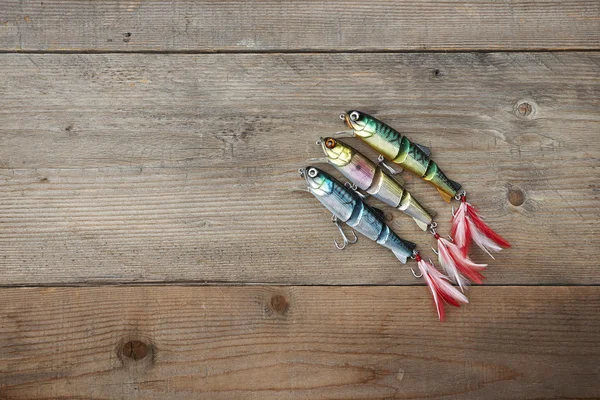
xmin=301 ymin=166 xmax=416 ymax=263
xmin=341 ymin=111 xmax=461 ymax=202
xmin=318 ymin=137 xmax=433 ymax=231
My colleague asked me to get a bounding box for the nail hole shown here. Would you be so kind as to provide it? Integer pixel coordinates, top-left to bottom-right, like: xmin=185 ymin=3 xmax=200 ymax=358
xmin=508 ymin=187 xmax=525 ymax=206
xmin=270 ymin=294 xmax=289 ymax=315
xmin=122 ymin=340 xmax=149 ymax=361
xmin=433 ymin=69 xmax=442 ymax=77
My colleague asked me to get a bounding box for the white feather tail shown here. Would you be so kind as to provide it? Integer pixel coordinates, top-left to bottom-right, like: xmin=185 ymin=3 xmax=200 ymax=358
xmin=415 ymin=254 xmax=468 ymax=321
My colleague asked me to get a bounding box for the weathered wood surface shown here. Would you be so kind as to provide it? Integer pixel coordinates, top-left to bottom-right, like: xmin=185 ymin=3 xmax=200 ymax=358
xmin=1 ymin=52 xmax=598 ymax=285
xmin=0 ymin=286 xmax=598 ymax=399
xmin=0 ymin=0 xmax=599 ymax=52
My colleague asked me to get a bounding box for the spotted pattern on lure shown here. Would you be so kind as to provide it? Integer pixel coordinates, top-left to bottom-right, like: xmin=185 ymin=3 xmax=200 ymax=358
xmin=317 ymin=137 xmax=434 ymax=231
xmin=341 ymin=111 xmax=462 ymax=202
xmin=300 ymin=166 xmax=417 ymax=264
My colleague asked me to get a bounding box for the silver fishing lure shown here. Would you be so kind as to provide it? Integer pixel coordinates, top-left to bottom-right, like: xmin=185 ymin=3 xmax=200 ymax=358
xmin=312 ymin=137 xmax=434 ymax=231
xmin=299 ymin=166 xmax=417 ymax=263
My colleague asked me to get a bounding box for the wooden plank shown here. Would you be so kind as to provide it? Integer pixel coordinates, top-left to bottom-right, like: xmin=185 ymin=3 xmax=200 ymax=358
xmin=0 ymin=286 xmax=598 ymax=399
xmin=0 ymin=0 xmax=599 ymax=51
xmin=1 ymin=52 xmax=599 ymax=285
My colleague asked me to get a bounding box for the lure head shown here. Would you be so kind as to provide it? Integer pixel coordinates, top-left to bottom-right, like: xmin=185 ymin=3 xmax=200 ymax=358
xmin=340 ymin=110 xmax=376 ymax=138
xmin=299 ymin=166 xmax=332 ymax=197
xmin=319 ymin=137 xmax=354 ymax=167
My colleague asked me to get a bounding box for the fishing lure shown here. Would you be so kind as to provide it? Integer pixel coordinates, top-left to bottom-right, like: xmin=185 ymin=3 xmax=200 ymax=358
xmin=339 ymin=110 xmax=461 ymax=203
xmin=311 ymin=136 xmax=434 ymax=231
xmin=338 ymin=110 xmax=510 ymax=262
xmin=312 ymin=136 xmax=487 ymax=291
xmin=299 ymin=165 xmax=468 ymax=320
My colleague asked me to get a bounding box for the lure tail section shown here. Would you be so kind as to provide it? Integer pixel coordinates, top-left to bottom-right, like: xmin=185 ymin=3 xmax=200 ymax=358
xmin=415 ymin=254 xmax=468 ymax=321
xmin=397 ymin=191 xmax=434 ymax=231
xmin=423 ymin=160 xmax=462 ymax=203
xmin=435 ymin=234 xmax=487 ymax=291
xmin=391 ymin=239 xmax=417 ymax=264
xmin=451 ymin=197 xmax=511 ymax=258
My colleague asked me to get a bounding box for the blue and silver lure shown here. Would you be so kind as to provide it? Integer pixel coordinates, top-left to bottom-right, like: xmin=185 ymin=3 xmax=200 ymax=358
xmin=299 ymin=166 xmax=468 ymax=320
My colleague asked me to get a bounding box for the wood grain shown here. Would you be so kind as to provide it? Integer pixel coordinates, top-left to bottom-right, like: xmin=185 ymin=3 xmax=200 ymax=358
xmin=1 ymin=52 xmax=599 ymax=285
xmin=0 ymin=286 xmax=598 ymax=399
xmin=0 ymin=0 xmax=599 ymax=51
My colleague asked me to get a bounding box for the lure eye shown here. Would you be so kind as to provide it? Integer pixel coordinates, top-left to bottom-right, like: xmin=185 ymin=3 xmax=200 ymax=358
xmin=350 ymin=111 xmax=360 ymax=121
xmin=307 ymin=168 xmax=318 ymax=178
xmin=325 ymin=138 xmax=337 ymax=149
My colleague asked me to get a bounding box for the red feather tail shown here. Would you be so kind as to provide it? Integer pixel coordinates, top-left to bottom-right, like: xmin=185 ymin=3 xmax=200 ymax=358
xmin=416 ymin=253 xmax=468 ymax=321
xmin=436 ymin=234 xmax=487 ymax=291
xmin=451 ymin=196 xmax=510 ymax=258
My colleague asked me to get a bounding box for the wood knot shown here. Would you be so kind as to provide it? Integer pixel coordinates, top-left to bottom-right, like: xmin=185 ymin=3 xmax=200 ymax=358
xmin=514 ymin=99 xmax=537 ymax=119
xmin=508 ymin=187 xmax=525 ymax=206
xmin=121 ymin=340 xmax=150 ymax=361
xmin=270 ymin=294 xmax=289 ymax=315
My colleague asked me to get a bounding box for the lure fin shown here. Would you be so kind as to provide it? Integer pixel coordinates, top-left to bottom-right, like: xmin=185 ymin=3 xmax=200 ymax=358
xmin=414 ymin=142 xmax=431 ymax=157
xmin=334 ymin=130 xmax=355 ymax=138
xmin=413 ymin=218 xmax=429 ymax=231
xmin=437 ymin=188 xmax=453 ymax=203
xmin=288 ymin=186 xmax=309 ymax=193
xmin=392 ymin=250 xmax=408 ymax=264
xmin=307 ymin=157 xmax=329 ymax=165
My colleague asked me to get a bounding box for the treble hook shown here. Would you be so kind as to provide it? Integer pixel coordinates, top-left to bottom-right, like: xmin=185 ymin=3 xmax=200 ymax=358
xmin=411 ymin=267 xmax=423 ymax=278
xmin=331 ymin=215 xmax=358 ymax=250
xmin=410 ymin=250 xmax=424 ymax=278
